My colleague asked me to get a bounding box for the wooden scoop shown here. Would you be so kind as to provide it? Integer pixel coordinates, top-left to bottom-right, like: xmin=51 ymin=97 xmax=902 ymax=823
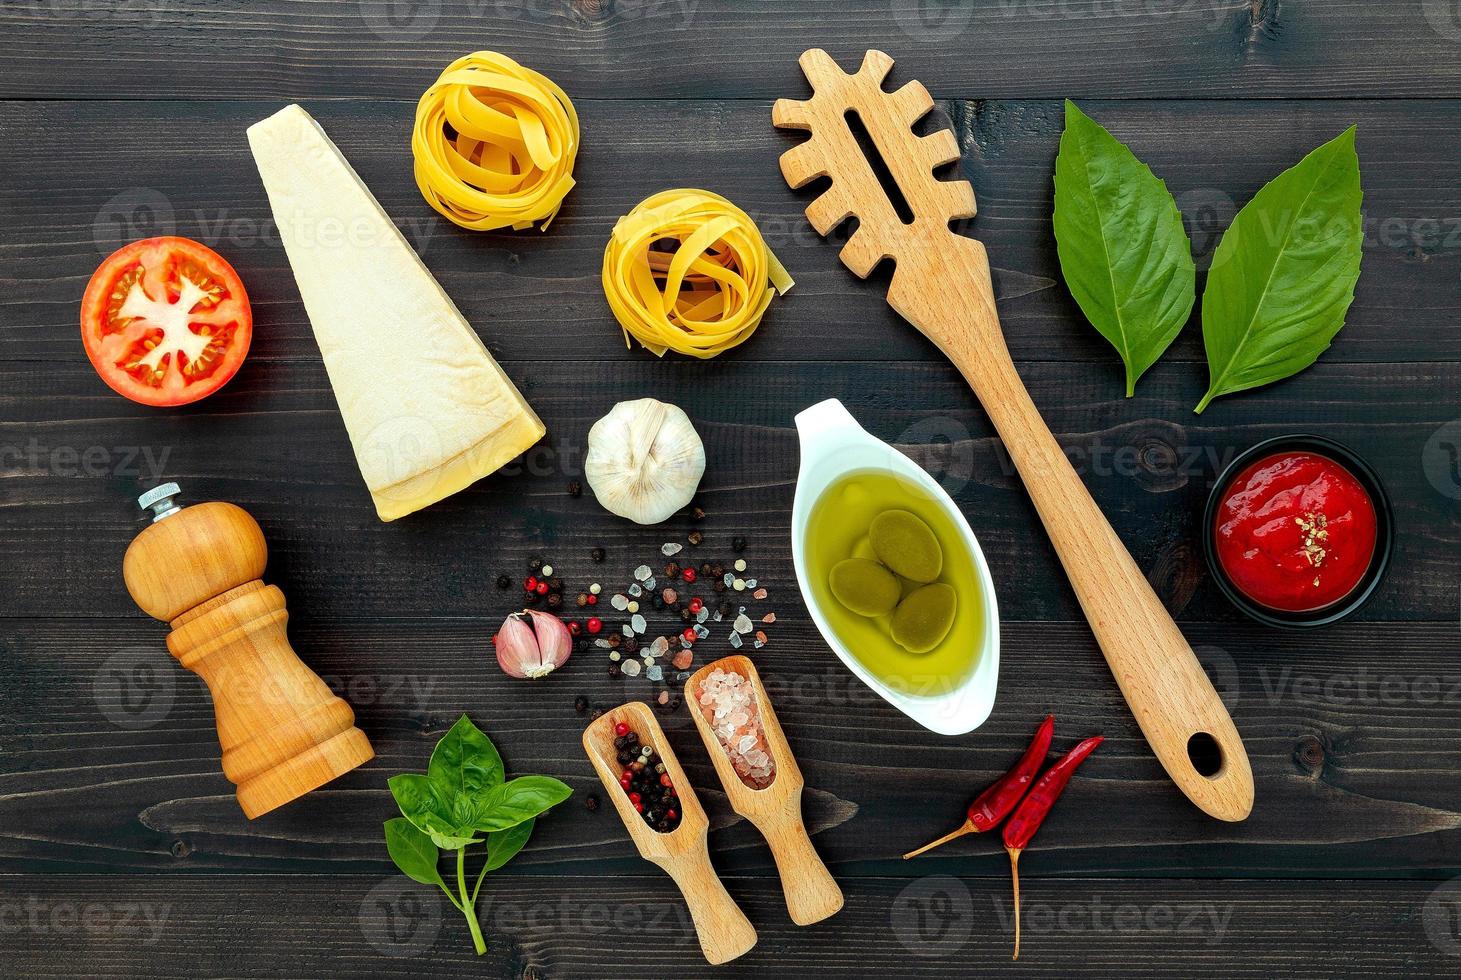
xmin=685 ymin=656 xmax=843 ymax=925
xmin=582 ymin=702 xmax=757 ymax=964
xmin=772 ymin=49 xmax=1253 ymax=822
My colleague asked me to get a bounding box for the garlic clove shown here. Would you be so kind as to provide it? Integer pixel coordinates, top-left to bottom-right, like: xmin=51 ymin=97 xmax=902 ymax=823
xmin=523 ymin=609 xmax=572 ymax=677
xmin=493 ymin=610 xmax=572 ymax=679
xmin=584 ymin=398 xmax=706 ymax=525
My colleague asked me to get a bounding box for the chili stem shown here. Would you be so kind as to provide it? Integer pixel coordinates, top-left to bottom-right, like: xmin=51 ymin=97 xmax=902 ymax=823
xmin=1008 ymin=847 xmax=1022 ymax=961
xmin=902 ymin=820 xmax=977 ymax=860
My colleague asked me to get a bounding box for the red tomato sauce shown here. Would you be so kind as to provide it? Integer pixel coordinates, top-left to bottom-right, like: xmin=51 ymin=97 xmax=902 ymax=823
xmin=1214 ymin=452 xmax=1377 ymax=613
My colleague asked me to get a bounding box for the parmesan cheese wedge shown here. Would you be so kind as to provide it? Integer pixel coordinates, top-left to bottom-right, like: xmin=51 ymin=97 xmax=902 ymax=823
xmin=247 ymin=104 xmax=545 ymax=521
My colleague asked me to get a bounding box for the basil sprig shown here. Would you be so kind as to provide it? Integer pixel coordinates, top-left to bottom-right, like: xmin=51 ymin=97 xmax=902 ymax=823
xmin=1054 ymin=100 xmax=1196 ymax=396
xmin=1195 ymin=126 xmax=1363 ymax=412
xmin=1053 ymin=104 xmax=1363 ymax=411
xmin=384 ymin=715 xmax=572 ymax=955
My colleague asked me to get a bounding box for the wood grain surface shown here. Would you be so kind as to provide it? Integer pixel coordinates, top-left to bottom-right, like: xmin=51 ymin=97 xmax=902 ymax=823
xmin=2 ymin=1 xmax=1459 ymax=977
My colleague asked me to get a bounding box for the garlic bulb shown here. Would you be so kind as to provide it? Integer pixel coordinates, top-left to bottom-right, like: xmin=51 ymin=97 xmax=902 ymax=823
xmin=584 ymin=398 xmax=705 ymax=525
xmin=494 ymin=610 xmax=572 ymax=679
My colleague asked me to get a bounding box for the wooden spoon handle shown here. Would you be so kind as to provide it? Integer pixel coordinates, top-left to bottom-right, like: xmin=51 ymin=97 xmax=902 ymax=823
xmin=902 ymin=264 xmax=1253 ymax=822
xmin=760 ymin=799 xmax=844 ymax=925
xmin=662 ymin=849 xmax=758 ymax=964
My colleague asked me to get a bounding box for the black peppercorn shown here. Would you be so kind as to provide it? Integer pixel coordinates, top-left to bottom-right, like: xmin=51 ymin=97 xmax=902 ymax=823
xmin=590 ymin=708 xmax=605 ymax=721
xmin=624 ymin=636 xmax=640 ymax=653
xmin=546 ymin=593 xmax=562 ymax=610
xmin=664 ymin=562 xmax=680 ymax=579
xmin=687 ymin=530 xmax=703 ymax=546
xmin=692 ymin=506 xmax=706 ymax=520
xmin=608 ymin=663 xmax=621 ymax=678
xmin=700 ymin=562 xmax=714 ymax=576
xmin=590 ymin=547 xmax=605 ymax=563
xmin=711 ymin=563 xmax=724 ymax=577
xmin=585 ymin=794 xmax=599 ymax=811
xmin=567 ymin=480 xmax=582 ymax=497
xmin=608 ymin=633 xmax=621 ymax=648
xmin=524 ymin=591 xmax=541 ymax=605
xmin=495 ymin=574 xmax=511 ymax=590
xmin=731 ymin=536 xmax=747 ymax=552
xmin=528 ymin=557 xmax=544 ymax=572
xmin=548 ymin=577 xmax=563 ymax=593
xmin=680 ymin=608 xmax=692 ymax=623
xmin=576 ymin=637 xmax=589 ymax=652
xmin=575 ymin=695 xmax=589 ymax=714
xmin=713 ymin=581 xmax=727 ymax=593
xmin=652 ymin=596 xmax=666 ymax=610
xmin=617 ymin=749 xmax=633 ymax=764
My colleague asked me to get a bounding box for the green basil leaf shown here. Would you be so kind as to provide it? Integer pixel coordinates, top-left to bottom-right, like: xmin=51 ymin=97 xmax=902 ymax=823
xmin=388 ymin=773 xmax=481 ymax=850
xmin=1195 ymin=126 xmax=1363 ymax=413
xmin=428 ymin=715 xmax=504 ymax=805
xmin=475 ymin=776 xmax=573 ymax=832
xmin=384 ymin=817 xmax=445 ymax=888
xmin=1054 ymin=100 xmax=1195 ymax=396
xmin=484 ymin=817 xmax=536 ymax=873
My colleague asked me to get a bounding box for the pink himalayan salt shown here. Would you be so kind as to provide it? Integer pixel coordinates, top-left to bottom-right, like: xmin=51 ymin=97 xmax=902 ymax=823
xmin=696 ymin=667 xmax=775 ymax=789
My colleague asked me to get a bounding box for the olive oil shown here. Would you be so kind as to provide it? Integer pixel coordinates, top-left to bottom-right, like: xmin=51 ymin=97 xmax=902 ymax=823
xmin=803 ymin=469 xmax=984 ymax=697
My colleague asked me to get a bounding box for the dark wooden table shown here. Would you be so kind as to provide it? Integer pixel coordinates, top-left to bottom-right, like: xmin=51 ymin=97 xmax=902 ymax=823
xmin=3 ymin=2 xmax=1459 ymax=976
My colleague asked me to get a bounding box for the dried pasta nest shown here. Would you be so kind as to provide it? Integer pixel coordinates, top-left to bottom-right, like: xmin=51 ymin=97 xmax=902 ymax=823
xmin=602 ymin=189 xmax=793 ymax=359
xmin=412 ymin=51 xmax=580 ymax=232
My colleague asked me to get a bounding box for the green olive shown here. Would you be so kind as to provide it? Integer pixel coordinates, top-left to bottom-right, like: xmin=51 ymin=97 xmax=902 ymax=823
xmin=890 ymin=583 xmax=957 ymax=653
xmin=829 ymin=558 xmax=902 ymax=617
xmin=869 ymin=509 xmax=943 ymax=583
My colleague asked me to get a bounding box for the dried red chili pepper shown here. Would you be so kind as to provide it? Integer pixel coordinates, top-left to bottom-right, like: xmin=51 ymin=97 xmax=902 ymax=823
xmin=902 ymin=714 xmax=1054 ymax=860
xmin=1003 ymin=734 xmax=1102 ymax=960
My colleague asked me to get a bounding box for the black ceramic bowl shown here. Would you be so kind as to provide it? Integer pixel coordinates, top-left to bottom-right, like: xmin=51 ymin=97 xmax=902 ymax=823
xmin=1203 ymin=435 xmax=1394 ymax=629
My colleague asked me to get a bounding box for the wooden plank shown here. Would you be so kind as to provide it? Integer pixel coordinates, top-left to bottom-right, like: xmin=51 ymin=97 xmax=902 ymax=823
xmin=3 ymin=98 xmax=1458 ymax=364
xmin=0 ymin=873 xmax=1453 ymax=977
xmin=0 ymin=358 xmax=1455 ymax=622
xmin=3 ymin=618 xmax=1460 ymax=878
xmin=2 ymin=1 xmax=1461 ymax=101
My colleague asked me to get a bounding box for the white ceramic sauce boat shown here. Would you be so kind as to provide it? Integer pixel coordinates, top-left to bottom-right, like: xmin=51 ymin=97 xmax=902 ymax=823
xmin=790 ymin=399 xmax=1000 ymax=735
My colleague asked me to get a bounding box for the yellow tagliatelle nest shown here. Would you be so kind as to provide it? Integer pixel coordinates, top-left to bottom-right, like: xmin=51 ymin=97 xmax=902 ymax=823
xmin=602 ymin=189 xmax=793 ymax=359
xmin=412 ymin=51 xmax=579 ymax=231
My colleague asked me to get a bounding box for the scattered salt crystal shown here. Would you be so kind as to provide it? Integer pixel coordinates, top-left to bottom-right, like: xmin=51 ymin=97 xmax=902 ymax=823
xmin=622 ymin=624 xmax=635 ymax=636
xmin=646 ymin=665 xmax=664 ymax=682
xmin=651 ymin=636 xmax=670 ymax=657
xmin=594 ymin=639 xmax=611 ymax=648
xmin=672 ymin=649 xmax=694 ymax=670
xmin=661 ymin=542 xmax=683 ymax=556
xmin=745 ymin=579 xmax=757 ymax=588
xmin=676 ymin=671 xmax=690 ymax=682
xmin=658 ymin=690 xmax=670 ymax=705
xmin=644 ymin=577 xmax=656 ymax=590
xmin=723 ymin=573 xmax=736 ymax=587
xmin=729 ymin=632 xmax=743 ymax=649
xmin=621 ymin=659 xmax=642 ymax=677
xmin=662 ymin=588 xmax=678 ymax=603
xmin=753 ymin=588 xmax=768 ymax=600
xmin=632 ymin=614 xmax=647 ymax=633
xmin=694 ymin=624 xmax=709 ymax=639
xmin=610 ymin=594 xmax=629 ymax=611
xmin=696 ymin=608 xmax=709 ymax=624
xmin=753 ymin=639 xmax=764 ymax=649
xmin=755 ymin=630 xmax=768 ymax=644
xmin=628 ymin=583 xmax=642 ymax=597
xmin=680 ymin=636 xmax=693 ymax=649
xmin=734 ymin=614 xmax=753 ymax=634
xmin=762 ymin=612 xmax=776 ymax=624
xmin=634 ymin=565 xmax=652 ymax=581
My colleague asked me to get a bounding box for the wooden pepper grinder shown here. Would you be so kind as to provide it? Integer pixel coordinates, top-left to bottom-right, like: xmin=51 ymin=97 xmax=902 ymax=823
xmin=122 ymin=483 xmax=374 ymax=818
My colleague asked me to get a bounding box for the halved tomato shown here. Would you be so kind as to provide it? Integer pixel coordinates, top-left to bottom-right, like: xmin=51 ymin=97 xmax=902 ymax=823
xmin=81 ymin=237 xmax=252 ymax=407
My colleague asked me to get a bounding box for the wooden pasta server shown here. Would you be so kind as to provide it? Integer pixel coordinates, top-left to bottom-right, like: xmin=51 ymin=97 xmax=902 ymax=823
xmin=582 ymin=702 xmax=757 ymax=964
xmin=773 ymin=49 xmax=1253 ymax=822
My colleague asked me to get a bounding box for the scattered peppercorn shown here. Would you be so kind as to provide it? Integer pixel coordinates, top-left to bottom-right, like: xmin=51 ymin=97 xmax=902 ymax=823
xmin=607 ymin=663 xmax=621 ymax=678
xmin=576 ymin=593 xmax=589 ymax=607
xmin=681 ymin=627 xmax=697 ymax=643
xmin=713 ymin=580 xmax=727 ymax=594
xmin=587 ymin=593 xmax=598 ymax=605
xmin=548 ymin=577 xmax=564 ymax=593
xmin=546 ymin=593 xmax=563 ymax=610
xmin=687 ymin=530 xmax=703 ymax=546
xmin=495 ymin=574 xmax=511 ymax=590
xmin=682 ymin=568 xmax=697 ymax=584
xmin=688 ymin=597 xmax=704 ymax=614
xmin=692 ymin=506 xmax=706 ymax=520
xmin=652 ymin=596 xmax=666 ymax=610
xmin=624 ymin=636 xmax=640 ymax=654
xmin=591 ymin=547 xmax=606 ymax=563
xmin=731 ymin=536 xmax=747 ymax=553
xmin=567 ymin=480 xmax=582 ymax=497
xmin=576 ymin=638 xmax=589 ymax=652
xmin=528 ymin=558 xmax=544 ymax=572
xmin=608 ymin=633 xmax=622 ymax=649
xmin=587 ymin=617 xmax=603 ymax=634
xmin=568 ymin=620 xmax=582 ymax=635
xmin=591 ymin=708 xmax=605 ymax=721
xmin=575 ymin=695 xmax=589 ymax=714
xmin=524 ymin=576 xmax=538 ymax=592
xmin=524 ymin=591 xmax=541 ymax=605
xmin=664 ymin=562 xmax=681 ymax=579
xmin=584 ymin=794 xmax=599 ymax=811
